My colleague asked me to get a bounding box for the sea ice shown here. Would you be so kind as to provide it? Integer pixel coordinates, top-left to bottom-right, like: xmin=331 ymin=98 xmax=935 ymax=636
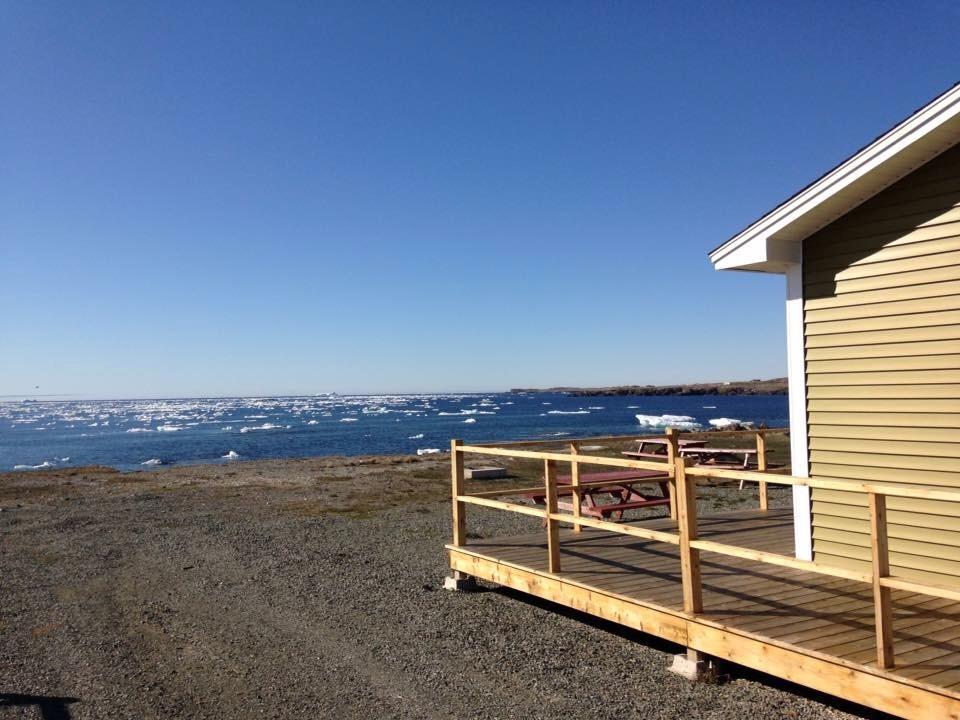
xmin=635 ymin=414 xmax=701 ymax=429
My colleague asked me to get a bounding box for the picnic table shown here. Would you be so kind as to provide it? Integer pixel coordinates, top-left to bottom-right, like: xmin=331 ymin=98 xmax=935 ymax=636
xmin=622 ymin=437 xmax=707 ymax=460
xmin=679 ymin=446 xmax=758 ymax=469
xmin=527 ymin=468 xmax=671 ymax=521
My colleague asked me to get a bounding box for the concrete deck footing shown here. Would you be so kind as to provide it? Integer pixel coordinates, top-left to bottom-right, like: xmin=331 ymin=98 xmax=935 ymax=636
xmin=443 ymin=572 xmax=478 ymax=591
xmin=669 ymin=649 xmax=719 ymax=682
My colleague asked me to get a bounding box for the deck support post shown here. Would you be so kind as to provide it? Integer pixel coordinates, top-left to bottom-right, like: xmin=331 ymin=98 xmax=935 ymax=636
xmin=569 ymin=443 xmax=582 ymax=533
xmin=868 ymin=492 xmax=895 ymax=669
xmin=756 ymin=431 xmax=768 ymax=511
xmin=544 ymin=459 xmax=561 ymax=573
xmin=451 ymin=439 xmax=466 ymax=546
xmin=665 ymin=428 xmax=678 ymax=520
xmin=445 ymin=438 xmax=476 ymax=590
xmin=675 ymin=456 xmax=703 ymax=614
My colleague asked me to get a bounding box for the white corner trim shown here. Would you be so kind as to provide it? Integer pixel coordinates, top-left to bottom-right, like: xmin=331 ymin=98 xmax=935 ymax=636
xmin=786 ymin=263 xmax=812 ymax=561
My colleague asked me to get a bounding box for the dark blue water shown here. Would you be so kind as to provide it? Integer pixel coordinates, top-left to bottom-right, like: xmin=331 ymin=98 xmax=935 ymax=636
xmin=0 ymin=393 xmax=788 ymax=471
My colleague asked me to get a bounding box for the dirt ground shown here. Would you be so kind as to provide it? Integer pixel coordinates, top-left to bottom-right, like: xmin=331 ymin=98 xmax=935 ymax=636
xmin=1 ymin=453 xmax=881 ymax=719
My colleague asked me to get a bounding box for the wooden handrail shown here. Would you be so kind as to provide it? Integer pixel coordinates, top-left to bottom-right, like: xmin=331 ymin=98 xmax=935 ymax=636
xmin=458 ymin=443 xmax=673 ymax=474
xmin=449 ymin=430 xmax=960 ymax=671
xmin=472 ymin=427 xmax=789 ymax=448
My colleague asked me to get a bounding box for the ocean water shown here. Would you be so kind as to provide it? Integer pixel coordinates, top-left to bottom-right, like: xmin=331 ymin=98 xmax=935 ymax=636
xmin=0 ymin=393 xmax=788 ymax=471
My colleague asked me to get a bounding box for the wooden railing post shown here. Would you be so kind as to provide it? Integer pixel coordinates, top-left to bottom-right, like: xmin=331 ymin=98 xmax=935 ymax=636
xmin=665 ymin=427 xmax=679 ymax=520
xmin=675 ymin=455 xmax=702 ymax=614
xmin=868 ymin=492 xmax=895 ymax=668
xmin=544 ymin=459 xmax=561 ymax=573
xmin=756 ymin=430 xmax=768 ymax=511
xmin=569 ymin=442 xmax=582 ymax=533
xmin=451 ymin=439 xmax=466 ymax=546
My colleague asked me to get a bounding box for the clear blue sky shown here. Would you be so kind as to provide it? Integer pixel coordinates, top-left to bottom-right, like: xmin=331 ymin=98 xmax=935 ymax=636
xmin=2 ymin=2 xmax=957 ymax=397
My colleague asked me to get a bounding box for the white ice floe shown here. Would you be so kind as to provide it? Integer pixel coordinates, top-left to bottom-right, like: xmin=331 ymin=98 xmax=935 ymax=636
xmin=306 ymin=420 xmax=319 ymax=425
xmin=239 ymin=423 xmax=286 ymax=433
xmin=408 ymin=433 xmax=424 ymax=439
xmin=13 ymin=461 xmax=55 ymax=470
xmin=126 ymin=427 xmax=153 ymax=433
xmin=156 ymin=424 xmax=183 ymax=432
xmin=417 ymin=448 xmax=442 ymax=455
xmin=547 ymin=410 xmax=590 ymax=415
xmin=463 ymin=418 xmax=476 ymax=424
xmin=587 ymin=406 xmax=604 ymax=410
xmin=141 ymin=458 xmax=163 ymax=466
xmin=703 ymin=405 xmax=717 ymax=409
xmin=709 ymin=418 xmax=753 ymax=428
xmin=437 ymin=409 xmax=494 ymax=416
xmin=635 ymin=413 xmax=701 ymax=429
xmin=222 ymin=450 xmax=240 ymax=459
xmin=339 ymin=418 xmax=358 ymax=422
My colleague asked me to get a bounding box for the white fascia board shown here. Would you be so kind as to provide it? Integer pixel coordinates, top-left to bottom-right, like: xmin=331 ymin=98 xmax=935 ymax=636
xmin=710 ymin=84 xmax=960 ymax=274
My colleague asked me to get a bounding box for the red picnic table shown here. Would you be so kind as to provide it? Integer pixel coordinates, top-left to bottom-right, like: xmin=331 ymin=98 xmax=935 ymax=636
xmin=526 ymin=468 xmax=671 ymax=521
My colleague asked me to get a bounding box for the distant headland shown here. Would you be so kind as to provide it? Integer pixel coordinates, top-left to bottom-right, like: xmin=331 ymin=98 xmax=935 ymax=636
xmin=510 ymin=378 xmax=788 ymax=397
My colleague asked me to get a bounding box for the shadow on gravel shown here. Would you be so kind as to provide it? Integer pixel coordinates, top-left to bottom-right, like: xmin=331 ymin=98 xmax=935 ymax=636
xmin=492 ymin=587 xmax=897 ymax=720
xmin=0 ymin=693 xmax=79 ymax=719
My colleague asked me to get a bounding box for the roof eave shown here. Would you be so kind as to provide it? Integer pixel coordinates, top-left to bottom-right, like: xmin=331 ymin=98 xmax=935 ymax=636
xmin=710 ymin=83 xmax=960 ymax=275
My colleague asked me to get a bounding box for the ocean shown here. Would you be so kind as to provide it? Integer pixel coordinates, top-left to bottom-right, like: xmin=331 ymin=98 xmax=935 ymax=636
xmin=1 ymin=392 xmax=789 ymax=471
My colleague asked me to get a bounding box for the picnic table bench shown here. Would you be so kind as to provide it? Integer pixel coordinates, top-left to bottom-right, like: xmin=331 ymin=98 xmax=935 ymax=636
xmin=680 ymin=446 xmax=758 ymax=469
xmin=622 ymin=437 xmax=707 ymax=459
xmin=526 ymin=468 xmax=671 ymax=521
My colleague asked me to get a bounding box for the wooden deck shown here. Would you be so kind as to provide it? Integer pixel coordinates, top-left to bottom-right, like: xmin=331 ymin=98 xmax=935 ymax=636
xmin=448 ymin=508 xmax=960 ymax=719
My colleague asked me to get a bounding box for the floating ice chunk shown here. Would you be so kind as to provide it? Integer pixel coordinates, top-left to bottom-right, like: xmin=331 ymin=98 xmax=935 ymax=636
xmin=222 ymin=450 xmax=240 ymax=459
xmin=239 ymin=423 xmax=284 ymax=433
xmin=703 ymin=405 xmax=717 ymax=409
xmin=708 ymin=417 xmax=739 ymax=427
xmin=635 ymin=414 xmax=701 ymax=429
xmin=547 ymin=410 xmax=589 ymax=415
xmin=340 ymin=418 xmax=358 ymax=422
xmin=141 ymin=458 xmax=163 ymax=466
xmin=126 ymin=427 xmax=153 ymax=433
xmin=463 ymin=418 xmax=476 ymax=424
xmin=417 ymin=448 xmax=442 ymax=455
xmin=156 ymin=424 xmax=183 ymax=432
xmin=587 ymin=406 xmax=604 ymax=410
xmin=408 ymin=433 xmax=424 ymax=439
xmin=709 ymin=417 xmax=754 ymax=428
xmin=306 ymin=420 xmax=319 ymax=425
xmin=13 ymin=461 xmax=55 ymax=470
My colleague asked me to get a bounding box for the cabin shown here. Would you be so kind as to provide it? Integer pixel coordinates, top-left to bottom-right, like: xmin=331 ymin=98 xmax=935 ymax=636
xmin=444 ymin=83 xmax=960 ymax=720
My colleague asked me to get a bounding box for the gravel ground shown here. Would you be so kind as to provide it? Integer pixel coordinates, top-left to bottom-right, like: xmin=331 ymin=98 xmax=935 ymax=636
xmin=1 ymin=456 xmax=884 ymax=719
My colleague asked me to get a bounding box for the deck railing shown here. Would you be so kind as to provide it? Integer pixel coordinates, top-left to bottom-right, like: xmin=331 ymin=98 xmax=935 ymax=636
xmin=449 ymin=429 xmax=960 ymax=672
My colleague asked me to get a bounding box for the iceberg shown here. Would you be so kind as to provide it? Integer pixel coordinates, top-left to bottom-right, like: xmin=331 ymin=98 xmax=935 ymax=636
xmin=635 ymin=414 xmax=701 ymax=429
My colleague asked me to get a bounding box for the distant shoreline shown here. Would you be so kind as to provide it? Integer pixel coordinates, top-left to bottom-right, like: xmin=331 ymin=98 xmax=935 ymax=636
xmin=510 ymin=378 xmax=788 ymax=397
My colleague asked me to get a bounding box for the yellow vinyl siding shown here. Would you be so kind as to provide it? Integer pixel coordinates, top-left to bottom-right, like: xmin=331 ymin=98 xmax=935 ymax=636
xmin=804 ymin=143 xmax=960 ymax=585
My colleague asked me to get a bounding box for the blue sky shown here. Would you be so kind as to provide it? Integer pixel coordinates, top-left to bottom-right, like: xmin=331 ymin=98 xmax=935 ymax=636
xmin=2 ymin=1 xmax=958 ymax=397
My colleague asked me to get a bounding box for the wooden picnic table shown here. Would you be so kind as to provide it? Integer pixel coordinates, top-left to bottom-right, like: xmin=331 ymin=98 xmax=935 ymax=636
xmin=680 ymin=446 xmax=758 ymax=469
xmin=621 ymin=437 xmax=707 ymax=460
xmin=527 ymin=468 xmax=671 ymax=521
